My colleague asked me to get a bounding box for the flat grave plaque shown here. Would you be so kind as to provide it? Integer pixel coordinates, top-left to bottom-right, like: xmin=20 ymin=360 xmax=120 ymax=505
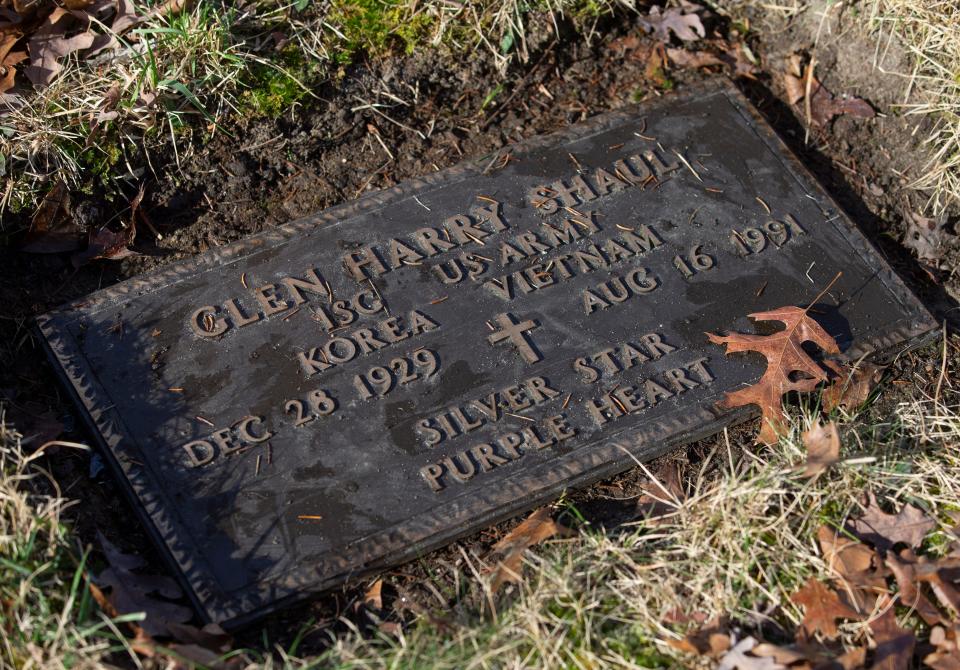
xmin=39 ymin=82 xmax=936 ymax=628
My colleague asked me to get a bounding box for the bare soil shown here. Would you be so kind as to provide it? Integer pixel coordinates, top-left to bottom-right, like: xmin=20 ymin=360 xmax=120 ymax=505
xmin=0 ymin=4 xmax=955 ymax=658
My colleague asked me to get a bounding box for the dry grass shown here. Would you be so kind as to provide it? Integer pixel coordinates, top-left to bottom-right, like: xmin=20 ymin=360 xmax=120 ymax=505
xmin=865 ymin=0 xmax=960 ymax=215
xmin=718 ymin=0 xmax=960 ymax=214
xmin=0 ymin=0 xmax=624 ymax=218
xmin=0 ymin=415 xmax=118 ymax=668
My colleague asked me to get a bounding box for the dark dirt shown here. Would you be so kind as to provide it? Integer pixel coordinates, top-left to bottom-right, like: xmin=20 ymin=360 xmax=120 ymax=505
xmin=1 ymin=2 xmax=956 ymax=660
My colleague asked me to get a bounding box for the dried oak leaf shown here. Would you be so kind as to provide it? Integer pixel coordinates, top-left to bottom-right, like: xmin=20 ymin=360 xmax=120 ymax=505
xmin=25 ymin=7 xmax=95 ymax=87
xmin=850 ymin=495 xmax=935 ymax=553
xmin=822 ymin=361 xmax=885 ymax=412
xmin=790 ymin=578 xmax=861 ymax=639
xmin=751 ymin=641 xmax=865 ymax=669
xmin=753 ymin=642 xmax=866 ymax=670
xmin=665 ymin=617 xmax=731 ymax=657
xmin=903 ymin=210 xmax=951 ymax=266
xmin=707 ymin=306 xmax=839 ymax=445
xmin=0 ymin=32 xmax=27 ymax=93
xmin=364 ymin=578 xmax=383 ymax=610
xmin=489 ymin=508 xmax=569 ymax=592
xmin=809 ymin=79 xmax=874 ymax=127
xmin=783 ymin=73 xmax=805 ymax=105
xmin=907 ymin=551 xmax=960 ymax=615
xmin=748 ymin=643 xmax=808 ymax=666
xmin=639 ymin=5 xmax=705 ymax=43
xmin=717 ymin=637 xmax=786 ymax=670
xmin=668 ymin=40 xmax=759 ymax=79
xmin=95 ymin=533 xmax=192 ymax=637
xmin=666 ymin=46 xmax=723 ymax=69
xmin=925 ymin=625 xmax=960 ymax=670
xmin=72 ymin=221 xmax=137 ymax=267
xmin=817 ymin=525 xmax=887 ymax=611
xmin=868 ymin=604 xmax=915 ymax=670
xmin=21 ymin=180 xmax=86 ymax=253
xmin=645 ymin=41 xmax=669 ymax=87
xmin=885 ymin=550 xmax=945 ymax=626
xmin=802 ymin=421 xmax=840 ymax=478
xmin=636 ymin=460 xmax=684 ymax=521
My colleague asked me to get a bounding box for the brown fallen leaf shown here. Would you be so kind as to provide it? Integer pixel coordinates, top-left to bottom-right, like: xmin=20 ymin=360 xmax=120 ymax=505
xmin=95 ymin=533 xmax=192 ymax=637
xmin=717 ymin=637 xmax=786 ymax=670
xmin=749 ymin=642 xmax=810 ymax=665
xmin=754 ymin=642 xmax=866 ymax=670
xmin=72 ymin=221 xmax=138 ymax=267
xmin=910 ymin=553 xmax=960 ymax=614
xmin=645 ymin=41 xmax=669 ymax=87
xmin=850 ymin=495 xmax=935 ymax=553
xmin=707 ymin=305 xmax=840 ymax=444
xmin=666 ymin=41 xmax=759 ymax=79
xmin=802 ymin=421 xmax=840 ymax=478
xmin=21 ymin=180 xmax=86 ymax=253
xmin=783 ymin=72 xmax=805 ymax=105
xmin=822 ymin=362 xmax=885 ymax=412
xmin=924 ymin=625 xmax=960 ymax=670
xmin=903 ymin=210 xmax=951 ymax=266
xmin=816 ymin=526 xmax=887 ymax=611
xmin=0 ymin=33 xmax=27 ymax=94
xmin=809 ymin=80 xmax=874 ymax=127
xmin=665 ymin=617 xmax=731 ymax=657
xmin=666 ymin=46 xmax=723 ymax=69
xmin=868 ymin=603 xmax=915 ymax=670
xmin=364 ymin=578 xmax=383 ymax=610
xmin=790 ymin=578 xmax=861 ymax=639
xmin=885 ymin=550 xmax=945 ymax=626
xmin=636 ymin=460 xmax=684 ymax=520
xmin=638 ymin=5 xmax=705 ymax=43
xmin=25 ymin=8 xmax=96 ymax=88
xmin=489 ymin=508 xmax=569 ymax=592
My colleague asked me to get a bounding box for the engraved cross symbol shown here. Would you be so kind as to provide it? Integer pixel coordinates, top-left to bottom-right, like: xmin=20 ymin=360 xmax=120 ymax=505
xmin=487 ymin=312 xmax=541 ymax=364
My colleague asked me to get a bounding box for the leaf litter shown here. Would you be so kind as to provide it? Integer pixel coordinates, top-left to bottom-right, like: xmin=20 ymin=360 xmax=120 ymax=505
xmin=91 ymin=533 xmax=247 ymax=666
xmin=638 ymin=3 xmax=706 ymax=43
xmin=669 ymin=497 xmax=958 ymax=669
xmin=850 ymin=494 xmax=936 ymax=554
xmin=94 ymin=532 xmax=193 ymax=637
xmin=488 ymin=507 xmax=570 ymax=592
xmin=1 ymin=0 xmax=144 ymax=95
xmin=780 ymin=56 xmax=875 ymax=128
xmin=671 ymin=294 xmax=957 ymax=667
xmin=822 ymin=362 xmax=886 ymax=412
xmin=801 ymin=420 xmax=841 ymax=478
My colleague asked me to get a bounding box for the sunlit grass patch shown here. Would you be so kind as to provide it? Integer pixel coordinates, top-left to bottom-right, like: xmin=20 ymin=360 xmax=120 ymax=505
xmin=866 ymin=0 xmax=960 ymax=214
xmin=0 ymin=0 xmax=630 ymax=217
xmin=0 ymin=414 xmax=116 ymax=668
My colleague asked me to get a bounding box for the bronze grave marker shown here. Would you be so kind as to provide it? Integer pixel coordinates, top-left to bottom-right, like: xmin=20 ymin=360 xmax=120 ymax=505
xmin=38 ymin=82 xmax=936 ymax=628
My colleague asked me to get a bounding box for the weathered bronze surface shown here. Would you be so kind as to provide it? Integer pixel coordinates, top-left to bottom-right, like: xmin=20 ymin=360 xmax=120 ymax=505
xmin=38 ymin=82 xmax=936 ymax=628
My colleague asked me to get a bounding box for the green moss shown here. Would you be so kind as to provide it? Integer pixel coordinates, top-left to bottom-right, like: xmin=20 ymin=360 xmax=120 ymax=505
xmin=328 ymin=0 xmax=437 ymax=63
xmin=240 ymin=49 xmax=322 ymax=118
xmin=572 ymin=0 xmax=612 ymax=20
